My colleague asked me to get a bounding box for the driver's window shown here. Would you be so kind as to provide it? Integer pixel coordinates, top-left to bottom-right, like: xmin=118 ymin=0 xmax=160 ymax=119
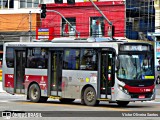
xmin=80 ymin=49 xmax=97 ymax=70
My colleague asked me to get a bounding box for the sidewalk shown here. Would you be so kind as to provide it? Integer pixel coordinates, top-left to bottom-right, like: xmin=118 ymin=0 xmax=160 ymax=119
xmin=0 ymin=82 xmax=5 ymax=92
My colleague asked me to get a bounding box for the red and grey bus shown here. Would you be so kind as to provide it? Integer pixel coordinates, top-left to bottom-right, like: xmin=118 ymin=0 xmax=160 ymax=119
xmin=2 ymin=38 xmax=155 ymax=106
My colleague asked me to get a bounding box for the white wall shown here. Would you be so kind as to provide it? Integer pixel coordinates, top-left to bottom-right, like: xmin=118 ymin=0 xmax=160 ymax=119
xmin=0 ymin=9 xmax=40 ymax=14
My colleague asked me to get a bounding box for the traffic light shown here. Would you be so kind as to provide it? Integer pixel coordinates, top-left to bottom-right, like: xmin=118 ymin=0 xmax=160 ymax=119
xmin=41 ymin=4 xmax=46 ymax=18
xmin=111 ymin=25 xmax=115 ymax=36
xmin=54 ymin=0 xmax=63 ymax=4
xmin=67 ymin=0 xmax=75 ymax=5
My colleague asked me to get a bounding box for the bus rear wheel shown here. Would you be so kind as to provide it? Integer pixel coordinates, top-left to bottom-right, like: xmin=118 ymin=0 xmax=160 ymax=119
xmin=117 ymin=101 xmax=129 ymax=107
xmin=29 ymin=83 xmax=48 ymax=102
xmin=59 ymin=98 xmax=75 ymax=103
xmin=156 ymin=77 xmax=160 ymax=84
xmin=83 ymin=87 xmax=99 ymax=106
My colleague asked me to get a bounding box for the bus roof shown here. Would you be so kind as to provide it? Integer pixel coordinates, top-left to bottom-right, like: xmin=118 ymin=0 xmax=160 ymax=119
xmin=4 ymin=37 xmax=153 ymax=48
xmin=4 ymin=41 xmax=125 ymax=49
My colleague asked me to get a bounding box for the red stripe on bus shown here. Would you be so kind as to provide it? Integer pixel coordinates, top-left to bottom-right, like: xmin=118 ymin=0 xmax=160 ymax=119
xmin=124 ymin=84 xmax=155 ymax=93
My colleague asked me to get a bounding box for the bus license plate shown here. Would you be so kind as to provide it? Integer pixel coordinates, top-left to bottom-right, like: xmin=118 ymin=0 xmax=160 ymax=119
xmin=139 ymin=95 xmax=145 ymax=99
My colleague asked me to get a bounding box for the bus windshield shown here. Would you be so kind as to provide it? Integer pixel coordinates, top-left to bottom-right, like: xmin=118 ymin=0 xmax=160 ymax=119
xmin=117 ymin=53 xmax=154 ymax=80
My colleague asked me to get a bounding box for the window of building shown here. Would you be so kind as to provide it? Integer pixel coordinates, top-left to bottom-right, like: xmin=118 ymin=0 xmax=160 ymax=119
xmin=1 ymin=0 xmax=14 ymax=9
xmin=62 ymin=18 xmax=76 ymax=37
xmin=20 ymin=0 xmax=26 ymax=8
xmin=6 ymin=48 xmax=14 ymax=68
xmin=20 ymin=0 xmax=42 ymax=8
xmin=27 ymin=0 xmax=32 ymax=8
xmin=27 ymin=48 xmax=48 ymax=69
xmin=80 ymin=49 xmax=97 ymax=70
xmin=34 ymin=0 xmax=39 ymax=7
xmin=63 ymin=49 xmax=80 ymax=70
xmin=90 ymin=17 xmax=105 ymax=37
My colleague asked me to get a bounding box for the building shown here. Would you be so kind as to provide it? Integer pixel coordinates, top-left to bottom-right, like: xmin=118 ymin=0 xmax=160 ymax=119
xmin=41 ymin=0 xmax=125 ymax=39
xmin=126 ymin=0 xmax=155 ymax=40
xmin=0 ymin=0 xmax=41 ymax=42
xmin=0 ymin=0 xmax=159 ymax=42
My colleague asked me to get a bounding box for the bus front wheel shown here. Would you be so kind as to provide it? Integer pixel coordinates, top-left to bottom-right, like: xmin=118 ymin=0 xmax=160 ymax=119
xmin=156 ymin=77 xmax=160 ymax=84
xmin=83 ymin=87 xmax=99 ymax=106
xmin=29 ymin=83 xmax=48 ymax=102
xmin=117 ymin=101 xmax=129 ymax=107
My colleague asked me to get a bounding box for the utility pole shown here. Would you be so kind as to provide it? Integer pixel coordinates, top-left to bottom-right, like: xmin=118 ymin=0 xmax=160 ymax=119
xmin=29 ymin=11 xmax=32 ymax=42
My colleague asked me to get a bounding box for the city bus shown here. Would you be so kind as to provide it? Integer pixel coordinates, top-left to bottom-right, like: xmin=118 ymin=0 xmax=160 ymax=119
xmin=2 ymin=38 xmax=155 ymax=106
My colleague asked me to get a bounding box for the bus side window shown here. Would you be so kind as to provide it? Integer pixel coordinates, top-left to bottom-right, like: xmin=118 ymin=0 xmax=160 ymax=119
xmin=27 ymin=48 xmax=48 ymax=69
xmin=63 ymin=49 xmax=80 ymax=70
xmin=6 ymin=48 xmax=14 ymax=68
xmin=80 ymin=49 xmax=97 ymax=70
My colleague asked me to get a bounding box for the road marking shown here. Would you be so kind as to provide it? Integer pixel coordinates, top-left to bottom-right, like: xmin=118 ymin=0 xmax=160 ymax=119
xmin=146 ymin=101 xmax=160 ymax=104
xmin=0 ymin=100 xmax=9 ymax=102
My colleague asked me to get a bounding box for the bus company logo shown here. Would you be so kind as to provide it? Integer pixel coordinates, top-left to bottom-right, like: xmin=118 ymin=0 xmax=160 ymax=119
xmin=40 ymin=76 xmax=46 ymax=89
xmin=8 ymin=75 xmax=13 ymax=78
xmin=25 ymin=76 xmax=29 ymax=82
xmin=2 ymin=112 xmax=11 ymax=119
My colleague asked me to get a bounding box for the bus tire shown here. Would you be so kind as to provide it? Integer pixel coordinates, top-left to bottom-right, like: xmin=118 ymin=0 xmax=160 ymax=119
xmin=59 ymin=98 xmax=75 ymax=103
xmin=156 ymin=77 xmax=160 ymax=84
xmin=117 ymin=101 xmax=129 ymax=107
xmin=29 ymin=83 xmax=47 ymax=102
xmin=83 ymin=87 xmax=98 ymax=106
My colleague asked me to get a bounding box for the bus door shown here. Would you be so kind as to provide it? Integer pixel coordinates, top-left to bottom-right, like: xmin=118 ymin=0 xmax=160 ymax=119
xmin=99 ymin=50 xmax=115 ymax=99
xmin=14 ymin=50 xmax=26 ymax=94
xmin=49 ymin=51 xmax=63 ymax=96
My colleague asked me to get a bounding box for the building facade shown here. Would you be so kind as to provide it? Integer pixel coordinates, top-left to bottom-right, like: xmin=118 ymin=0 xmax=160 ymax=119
xmin=41 ymin=1 xmax=125 ymax=38
xmin=0 ymin=0 xmax=42 ymax=42
xmin=0 ymin=0 xmax=159 ymax=41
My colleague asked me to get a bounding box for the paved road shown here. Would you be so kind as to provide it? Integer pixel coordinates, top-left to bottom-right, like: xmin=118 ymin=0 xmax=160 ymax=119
xmin=0 ymin=93 xmax=160 ymax=120
xmin=0 ymin=82 xmax=160 ymax=120
xmin=0 ymin=92 xmax=160 ymax=117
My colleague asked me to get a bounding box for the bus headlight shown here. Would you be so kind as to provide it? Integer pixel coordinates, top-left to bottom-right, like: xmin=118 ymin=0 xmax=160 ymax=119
xmin=118 ymin=85 xmax=129 ymax=94
xmin=119 ymin=85 xmax=123 ymax=91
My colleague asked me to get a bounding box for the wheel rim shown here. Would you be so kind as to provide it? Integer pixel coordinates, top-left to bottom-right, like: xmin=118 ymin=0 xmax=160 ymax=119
xmin=31 ymin=88 xmax=38 ymax=100
xmin=86 ymin=91 xmax=95 ymax=102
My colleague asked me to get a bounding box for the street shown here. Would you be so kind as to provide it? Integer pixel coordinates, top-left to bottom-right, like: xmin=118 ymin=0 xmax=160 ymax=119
xmin=0 ymin=84 xmax=160 ymax=119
